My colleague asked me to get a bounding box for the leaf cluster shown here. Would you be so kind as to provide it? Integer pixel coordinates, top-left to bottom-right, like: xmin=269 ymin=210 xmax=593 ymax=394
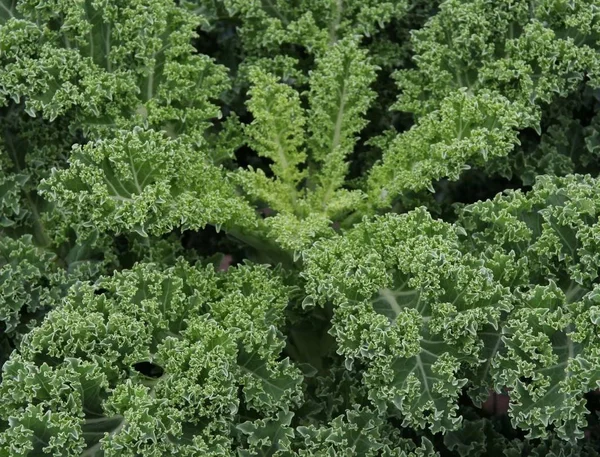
xmin=3 ymin=0 xmax=600 ymax=455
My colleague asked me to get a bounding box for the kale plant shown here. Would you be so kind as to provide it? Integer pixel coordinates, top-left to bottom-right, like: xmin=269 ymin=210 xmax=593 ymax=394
xmin=2 ymin=0 xmax=600 ymax=455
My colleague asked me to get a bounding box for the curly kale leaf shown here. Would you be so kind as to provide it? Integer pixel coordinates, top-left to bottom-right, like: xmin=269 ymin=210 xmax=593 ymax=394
xmin=303 ymin=208 xmax=511 ymax=433
xmin=0 ymin=0 xmax=228 ymax=142
xmin=458 ymin=174 xmax=600 ymax=440
xmin=0 ymin=261 xmax=302 ymax=456
xmin=41 ymin=127 xmax=256 ymax=239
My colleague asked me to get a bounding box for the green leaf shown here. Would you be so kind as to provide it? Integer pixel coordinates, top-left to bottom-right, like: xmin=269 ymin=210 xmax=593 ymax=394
xmin=41 ymin=127 xmax=256 ymax=238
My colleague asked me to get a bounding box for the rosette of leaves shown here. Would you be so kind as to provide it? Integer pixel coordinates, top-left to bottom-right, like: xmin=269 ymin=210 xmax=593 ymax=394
xmin=233 ymin=38 xmax=378 ymax=254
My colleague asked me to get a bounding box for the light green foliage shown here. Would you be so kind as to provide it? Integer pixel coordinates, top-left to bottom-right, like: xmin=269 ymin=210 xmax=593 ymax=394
xmin=368 ymin=89 xmax=523 ymax=206
xmin=369 ymin=0 xmax=600 ymax=205
xmin=241 ymin=67 xmax=308 ymax=213
xmin=306 ymin=38 xmax=378 ymax=207
xmin=236 ymin=38 xmax=377 ymax=252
